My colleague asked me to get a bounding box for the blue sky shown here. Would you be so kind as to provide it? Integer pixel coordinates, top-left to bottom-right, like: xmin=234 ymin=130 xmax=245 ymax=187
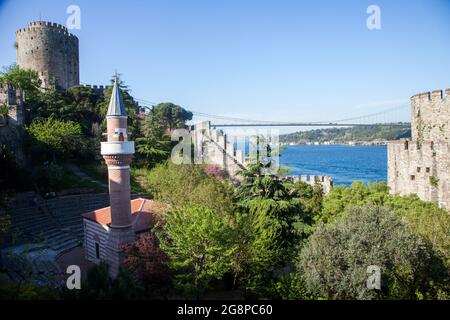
xmin=0 ymin=0 xmax=449 ymax=130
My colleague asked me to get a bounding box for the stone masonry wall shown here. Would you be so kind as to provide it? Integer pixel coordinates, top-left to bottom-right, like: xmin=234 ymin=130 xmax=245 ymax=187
xmin=16 ymin=21 xmax=79 ymax=90
xmin=0 ymin=84 xmax=24 ymax=126
xmin=411 ymin=89 xmax=450 ymax=143
xmin=388 ymin=88 xmax=450 ymax=210
xmin=192 ymin=121 xmax=333 ymax=193
xmin=192 ymin=121 xmax=246 ymax=177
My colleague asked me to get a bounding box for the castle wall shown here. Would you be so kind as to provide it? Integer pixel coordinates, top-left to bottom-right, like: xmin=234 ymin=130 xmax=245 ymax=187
xmin=0 ymin=84 xmax=25 ymax=163
xmin=192 ymin=121 xmax=334 ymax=191
xmin=0 ymin=84 xmax=25 ymax=126
xmin=287 ymin=175 xmax=333 ymax=194
xmin=16 ymin=21 xmax=79 ymax=90
xmin=411 ymin=89 xmax=450 ymax=142
xmin=192 ymin=121 xmax=246 ymax=178
xmin=388 ymin=88 xmax=450 ymax=210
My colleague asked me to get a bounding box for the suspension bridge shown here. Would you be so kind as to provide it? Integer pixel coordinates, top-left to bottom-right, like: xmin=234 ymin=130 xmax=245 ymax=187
xmin=134 ymin=97 xmax=411 ymax=128
xmin=79 ymin=82 xmax=410 ymax=128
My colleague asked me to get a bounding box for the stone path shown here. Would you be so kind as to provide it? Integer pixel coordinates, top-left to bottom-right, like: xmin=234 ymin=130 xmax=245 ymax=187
xmin=66 ymin=163 xmax=108 ymax=188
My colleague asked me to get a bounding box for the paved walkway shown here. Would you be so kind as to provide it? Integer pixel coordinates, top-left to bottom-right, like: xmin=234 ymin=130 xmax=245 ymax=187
xmin=66 ymin=163 xmax=108 ymax=188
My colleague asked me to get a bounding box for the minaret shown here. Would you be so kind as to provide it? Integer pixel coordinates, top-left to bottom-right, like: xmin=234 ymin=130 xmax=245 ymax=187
xmin=100 ymin=75 xmax=135 ymax=277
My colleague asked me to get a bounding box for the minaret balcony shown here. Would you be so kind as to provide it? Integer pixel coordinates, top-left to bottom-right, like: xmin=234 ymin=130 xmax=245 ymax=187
xmin=101 ymin=141 xmax=135 ymax=155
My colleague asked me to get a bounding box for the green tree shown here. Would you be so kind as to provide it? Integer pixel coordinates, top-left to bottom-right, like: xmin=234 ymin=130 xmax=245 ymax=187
xmin=385 ymin=194 xmax=450 ymax=265
xmin=0 ymin=64 xmax=41 ymax=95
xmin=157 ymin=206 xmax=234 ymax=298
xmin=299 ymin=205 xmax=449 ymax=300
xmin=319 ymin=181 xmax=390 ymax=223
xmin=231 ymin=208 xmax=282 ymax=296
xmin=26 ymin=117 xmax=85 ymax=161
xmin=235 ymin=162 xmax=308 ymax=259
xmin=34 ymin=86 xmax=104 ymax=135
xmin=0 ymin=104 xmax=9 ymax=122
xmin=269 ymin=273 xmax=312 ymax=300
xmin=147 ymin=103 xmax=193 ymax=132
xmin=144 ymin=161 xmax=235 ymax=215
xmin=135 ymin=122 xmax=172 ymax=169
xmin=320 ymin=182 xmax=450 ymax=265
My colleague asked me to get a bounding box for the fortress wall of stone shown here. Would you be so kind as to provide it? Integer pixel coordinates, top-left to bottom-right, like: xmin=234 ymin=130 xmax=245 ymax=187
xmin=389 ymin=87 xmax=450 ymax=210
xmin=411 ymin=89 xmax=450 ymax=142
xmin=0 ymin=84 xmax=24 ymax=126
xmin=289 ymin=175 xmax=333 ymax=194
xmin=16 ymin=21 xmax=79 ymax=89
xmin=192 ymin=121 xmax=334 ymax=190
xmin=192 ymin=121 xmax=246 ymax=177
xmin=388 ymin=140 xmax=449 ymax=209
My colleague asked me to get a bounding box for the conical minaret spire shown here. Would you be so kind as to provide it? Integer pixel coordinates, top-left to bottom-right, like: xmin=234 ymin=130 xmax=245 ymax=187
xmin=107 ymin=73 xmax=127 ymax=117
xmin=100 ymin=74 xmax=135 ymax=277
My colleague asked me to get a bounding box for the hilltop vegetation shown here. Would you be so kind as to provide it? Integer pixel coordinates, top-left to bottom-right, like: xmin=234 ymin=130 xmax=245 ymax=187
xmin=1 ymin=65 xmax=448 ymax=301
xmin=280 ymin=125 xmax=411 ymax=144
xmin=0 ymin=64 xmax=192 ymax=195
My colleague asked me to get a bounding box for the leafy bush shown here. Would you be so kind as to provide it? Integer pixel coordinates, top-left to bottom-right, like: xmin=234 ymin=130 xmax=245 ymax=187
xmin=298 ymin=205 xmax=449 ymax=300
xmin=320 ymin=181 xmax=390 ymax=223
xmin=123 ymin=232 xmax=171 ymax=297
xmin=62 ymin=263 xmax=143 ymax=300
xmin=0 ymin=144 xmax=30 ymax=193
xmin=33 ymin=162 xmax=65 ymax=192
xmin=385 ymin=194 xmax=450 ymax=265
xmin=231 ymin=209 xmax=282 ymax=296
xmin=321 ymin=182 xmax=450 ymax=265
xmin=157 ymin=206 xmax=234 ymax=298
xmin=0 ymin=64 xmax=41 ymax=95
xmin=0 ymin=283 xmax=58 ymax=300
xmin=26 ymin=117 xmax=85 ymax=161
xmin=269 ymin=273 xmax=311 ymax=300
xmin=144 ymin=161 xmax=235 ymax=215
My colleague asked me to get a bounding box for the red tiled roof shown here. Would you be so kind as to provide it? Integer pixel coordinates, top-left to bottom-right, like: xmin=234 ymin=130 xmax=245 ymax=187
xmin=83 ymin=198 xmax=168 ymax=233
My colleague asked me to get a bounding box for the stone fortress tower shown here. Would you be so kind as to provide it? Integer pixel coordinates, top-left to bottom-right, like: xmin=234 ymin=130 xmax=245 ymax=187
xmin=100 ymin=76 xmax=135 ymax=276
xmin=15 ymin=21 xmax=79 ymax=90
xmin=388 ymin=89 xmax=449 ymax=210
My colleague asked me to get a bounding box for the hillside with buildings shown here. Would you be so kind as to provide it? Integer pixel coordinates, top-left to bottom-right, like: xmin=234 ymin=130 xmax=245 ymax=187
xmin=280 ymin=124 xmax=411 ymax=144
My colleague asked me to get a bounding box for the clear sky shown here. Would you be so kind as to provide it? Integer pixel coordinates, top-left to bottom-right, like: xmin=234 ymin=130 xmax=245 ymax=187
xmin=1 ymin=0 xmax=449 ymax=129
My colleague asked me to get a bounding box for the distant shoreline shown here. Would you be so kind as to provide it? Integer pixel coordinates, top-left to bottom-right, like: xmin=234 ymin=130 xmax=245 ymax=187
xmin=279 ymin=125 xmax=411 ymax=147
xmin=281 ymin=141 xmax=389 ymax=147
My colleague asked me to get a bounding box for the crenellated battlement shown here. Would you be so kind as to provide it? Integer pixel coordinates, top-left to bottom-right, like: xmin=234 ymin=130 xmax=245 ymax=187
xmin=284 ymin=175 xmax=334 ymax=194
xmin=80 ymin=84 xmax=110 ymax=93
xmin=16 ymin=21 xmax=69 ymax=34
xmin=411 ymin=88 xmax=450 ymax=104
xmin=410 ymin=88 xmax=450 ymax=143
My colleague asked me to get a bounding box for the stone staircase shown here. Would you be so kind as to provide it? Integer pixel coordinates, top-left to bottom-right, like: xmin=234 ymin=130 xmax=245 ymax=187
xmin=1 ymin=243 xmax=64 ymax=287
xmin=2 ymin=192 xmax=143 ymax=285
xmin=4 ymin=192 xmax=143 ymax=253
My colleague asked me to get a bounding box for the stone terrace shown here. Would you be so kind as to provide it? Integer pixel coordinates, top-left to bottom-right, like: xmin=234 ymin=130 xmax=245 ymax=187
xmin=1 ymin=192 xmax=141 ymax=285
xmin=4 ymin=192 xmax=111 ymax=253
